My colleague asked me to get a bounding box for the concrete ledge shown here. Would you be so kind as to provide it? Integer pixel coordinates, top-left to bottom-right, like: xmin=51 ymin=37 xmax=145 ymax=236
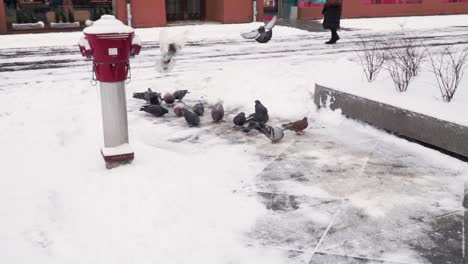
xmin=314 ymin=84 xmax=468 ymax=161
xmin=50 ymin=22 xmax=80 ymax=29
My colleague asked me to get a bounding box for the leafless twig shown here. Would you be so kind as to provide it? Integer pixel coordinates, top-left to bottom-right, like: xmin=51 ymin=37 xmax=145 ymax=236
xmin=428 ymin=47 xmax=468 ymax=102
xmin=355 ymin=37 xmax=386 ymax=82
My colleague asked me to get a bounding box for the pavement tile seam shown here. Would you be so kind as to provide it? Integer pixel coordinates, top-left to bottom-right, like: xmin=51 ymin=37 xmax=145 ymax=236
xmin=312 ymin=251 xmax=411 ymax=264
xmin=248 ymin=179 xmax=346 ymax=201
xmin=311 ymin=200 xmax=346 ymax=256
xmin=320 ymin=209 xmax=463 ymax=253
xmin=463 ymin=208 xmax=466 ymax=261
xmin=246 ymin=243 xmax=315 ymax=254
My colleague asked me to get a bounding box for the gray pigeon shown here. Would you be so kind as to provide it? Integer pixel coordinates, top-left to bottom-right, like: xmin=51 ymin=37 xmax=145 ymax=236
xmin=193 ymin=103 xmax=204 ymax=116
xmin=133 ymin=88 xmax=161 ymax=103
xmin=140 ymin=105 xmax=168 ymax=117
xmin=173 ymin=103 xmax=186 ymax=117
xmin=211 ymin=103 xmax=224 ymax=122
xmin=184 ymin=110 xmax=200 ymax=127
xmin=241 ymin=16 xmax=277 ymax=44
xmin=149 ymin=94 xmax=161 ymax=105
xmin=247 ymin=100 xmax=269 ymax=124
xmin=233 ymin=112 xmax=246 ymax=126
xmin=163 ymin=92 xmax=175 ymax=104
xmin=173 ymin=90 xmax=189 ymax=101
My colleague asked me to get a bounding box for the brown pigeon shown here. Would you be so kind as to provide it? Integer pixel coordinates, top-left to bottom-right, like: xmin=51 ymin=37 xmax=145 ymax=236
xmin=163 ymin=92 xmax=176 ymax=104
xmin=173 ymin=103 xmax=186 ymax=117
xmin=282 ymin=117 xmax=308 ymax=135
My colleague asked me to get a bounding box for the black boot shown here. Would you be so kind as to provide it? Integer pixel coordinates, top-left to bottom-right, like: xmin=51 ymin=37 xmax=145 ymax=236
xmin=325 ymin=29 xmax=340 ymax=44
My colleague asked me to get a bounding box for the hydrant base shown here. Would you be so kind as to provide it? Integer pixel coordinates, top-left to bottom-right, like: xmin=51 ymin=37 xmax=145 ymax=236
xmin=101 ymin=143 xmax=134 ymax=169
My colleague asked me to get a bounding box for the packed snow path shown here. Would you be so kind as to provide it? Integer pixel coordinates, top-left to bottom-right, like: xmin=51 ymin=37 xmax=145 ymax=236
xmin=1 ymin=16 xmax=468 ymax=264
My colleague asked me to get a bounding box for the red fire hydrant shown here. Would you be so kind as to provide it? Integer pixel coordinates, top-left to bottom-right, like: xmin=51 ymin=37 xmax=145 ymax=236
xmin=78 ymin=15 xmax=141 ymax=169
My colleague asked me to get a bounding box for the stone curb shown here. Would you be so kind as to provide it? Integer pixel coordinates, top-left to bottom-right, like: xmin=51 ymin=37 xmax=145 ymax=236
xmin=314 ymin=84 xmax=468 ymax=161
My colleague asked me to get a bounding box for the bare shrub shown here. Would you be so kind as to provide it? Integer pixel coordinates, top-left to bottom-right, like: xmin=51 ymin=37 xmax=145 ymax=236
xmin=382 ymin=29 xmax=426 ymax=92
xmin=385 ymin=50 xmax=414 ymax=92
xmin=428 ymin=47 xmax=468 ymax=102
xmin=355 ymin=37 xmax=386 ymax=82
xmin=400 ymin=36 xmax=426 ymax=78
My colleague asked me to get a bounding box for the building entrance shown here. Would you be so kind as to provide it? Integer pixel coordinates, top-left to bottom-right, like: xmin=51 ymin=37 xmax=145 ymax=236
xmin=165 ymin=0 xmax=205 ymax=21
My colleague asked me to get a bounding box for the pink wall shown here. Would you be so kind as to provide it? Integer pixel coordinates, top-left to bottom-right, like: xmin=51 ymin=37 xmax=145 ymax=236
xmin=115 ymin=0 xmax=128 ymax=25
xmin=298 ymin=0 xmax=468 ymax=20
xmin=206 ymin=0 xmax=224 ymax=21
xmin=223 ymin=0 xmax=252 ymax=23
xmin=130 ymin=0 xmax=166 ymax=27
xmin=207 ymin=0 xmax=261 ymax=23
xmin=0 ymin=2 xmax=6 ymax=34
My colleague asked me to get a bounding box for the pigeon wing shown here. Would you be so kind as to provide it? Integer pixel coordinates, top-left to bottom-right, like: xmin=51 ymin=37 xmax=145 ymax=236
xmin=264 ymin=16 xmax=277 ymax=31
xmin=241 ymin=29 xmax=260 ymax=39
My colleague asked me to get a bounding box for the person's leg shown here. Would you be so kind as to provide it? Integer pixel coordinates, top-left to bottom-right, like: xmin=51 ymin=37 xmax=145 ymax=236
xmin=332 ymin=28 xmax=339 ymax=41
xmin=326 ymin=28 xmax=339 ymax=44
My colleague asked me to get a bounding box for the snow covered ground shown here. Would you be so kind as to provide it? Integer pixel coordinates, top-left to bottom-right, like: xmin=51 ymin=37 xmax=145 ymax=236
xmin=1 ymin=15 xmax=468 ymax=264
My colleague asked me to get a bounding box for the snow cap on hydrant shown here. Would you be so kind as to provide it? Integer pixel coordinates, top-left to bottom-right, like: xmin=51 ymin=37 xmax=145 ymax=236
xmin=83 ymin=15 xmax=134 ymax=35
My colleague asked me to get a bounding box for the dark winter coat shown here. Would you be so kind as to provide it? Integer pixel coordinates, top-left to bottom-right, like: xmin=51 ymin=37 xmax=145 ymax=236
xmin=322 ymin=0 xmax=342 ymax=30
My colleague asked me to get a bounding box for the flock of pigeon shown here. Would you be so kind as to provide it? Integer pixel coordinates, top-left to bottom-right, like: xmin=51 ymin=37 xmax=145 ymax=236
xmin=142 ymin=16 xmax=309 ymax=143
xmin=134 ymin=88 xmax=308 ymax=143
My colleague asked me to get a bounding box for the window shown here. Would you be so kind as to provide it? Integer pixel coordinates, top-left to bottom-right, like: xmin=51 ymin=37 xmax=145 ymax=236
xmin=367 ymin=0 xmax=422 ymax=4
xmin=3 ymin=0 xmax=113 ymax=31
xmin=298 ymin=0 xmax=326 ymax=7
xmin=264 ymin=0 xmax=278 ymax=20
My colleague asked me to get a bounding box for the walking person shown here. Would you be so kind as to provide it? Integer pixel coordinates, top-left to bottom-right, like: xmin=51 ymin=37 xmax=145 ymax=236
xmin=322 ymin=0 xmax=342 ymax=44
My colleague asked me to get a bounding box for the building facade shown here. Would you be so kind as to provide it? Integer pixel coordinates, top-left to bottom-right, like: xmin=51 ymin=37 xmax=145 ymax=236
xmin=0 ymin=0 xmax=264 ymax=34
xmin=1 ymin=0 xmax=468 ymax=34
xmin=264 ymin=0 xmax=468 ymax=20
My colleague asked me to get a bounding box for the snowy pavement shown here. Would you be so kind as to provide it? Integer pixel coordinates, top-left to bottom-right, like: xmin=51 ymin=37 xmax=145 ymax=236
xmin=243 ymin=113 xmax=465 ymax=263
xmin=1 ymin=15 xmax=468 ymax=264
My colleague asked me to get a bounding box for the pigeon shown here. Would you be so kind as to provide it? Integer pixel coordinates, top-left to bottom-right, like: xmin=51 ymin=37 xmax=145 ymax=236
xmin=157 ymin=43 xmax=181 ymax=73
xmin=211 ymin=103 xmax=224 ymax=122
xmin=173 ymin=90 xmax=189 ymax=101
xmin=259 ymin=124 xmax=285 ymax=143
xmin=233 ymin=112 xmax=246 ymax=127
xmin=163 ymin=92 xmax=175 ymax=104
xmin=193 ymin=103 xmax=204 ymax=116
xmin=149 ymin=94 xmax=161 ymax=105
xmin=173 ymin=102 xmax=186 ymax=117
xmin=243 ymin=120 xmax=284 ymax=143
xmin=243 ymin=120 xmax=260 ymax=133
xmin=241 ymin=16 xmax=277 ymax=44
xmin=247 ymin=100 xmax=269 ymax=124
xmin=282 ymin=117 xmax=308 ymax=134
xmin=184 ymin=110 xmax=200 ymax=127
xmin=133 ymin=88 xmax=161 ymax=103
xmin=140 ymin=105 xmax=168 ymax=117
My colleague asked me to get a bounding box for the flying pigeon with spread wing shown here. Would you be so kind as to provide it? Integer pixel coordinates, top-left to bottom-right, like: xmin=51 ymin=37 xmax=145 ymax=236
xmin=241 ymin=16 xmax=277 ymax=44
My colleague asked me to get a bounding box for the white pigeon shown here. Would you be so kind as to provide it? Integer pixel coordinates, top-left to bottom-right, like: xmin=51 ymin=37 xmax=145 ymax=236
xmin=156 ymin=29 xmax=187 ymax=73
